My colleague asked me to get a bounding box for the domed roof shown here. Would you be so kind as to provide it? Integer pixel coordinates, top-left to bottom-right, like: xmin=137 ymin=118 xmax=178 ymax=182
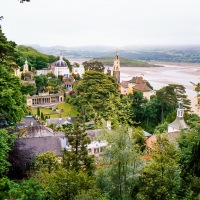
xmin=55 ymin=54 xmax=67 ymax=67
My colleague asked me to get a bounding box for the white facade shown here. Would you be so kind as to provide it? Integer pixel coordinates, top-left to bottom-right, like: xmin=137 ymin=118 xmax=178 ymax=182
xmin=72 ymin=64 xmax=85 ymax=77
xmin=54 ymin=66 xmax=70 ymax=78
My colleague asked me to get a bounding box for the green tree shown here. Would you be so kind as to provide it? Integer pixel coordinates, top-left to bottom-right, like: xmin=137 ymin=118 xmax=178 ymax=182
xmin=21 ymin=83 xmax=36 ymax=96
xmin=0 ymin=65 xmax=26 ymax=124
xmin=35 ymin=168 xmax=94 ymax=200
xmin=137 ymin=134 xmax=180 ymax=200
xmin=0 ymin=129 xmax=15 ymax=177
xmin=96 ymin=126 xmax=141 ymax=199
xmin=0 ymin=178 xmax=46 ymax=200
xmin=169 ymin=84 xmax=191 ymax=112
xmin=72 ymin=70 xmax=120 ymax=123
xmin=34 ymin=75 xmax=48 ymax=92
xmin=83 ymin=61 xmax=105 ymax=72
xmin=156 ymin=85 xmax=177 ymax=123
xmin=63 ymin=122 xmax=95 ymax=175
xmin=33 ymin=151 xmax=60 ymax=174
xmin=178 ymin=124 xmax=200 ymax=177
xmin=37 ymin=107 xmax=40 ymax=117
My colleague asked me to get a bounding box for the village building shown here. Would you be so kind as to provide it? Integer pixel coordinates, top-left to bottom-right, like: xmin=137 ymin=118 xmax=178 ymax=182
xmin=120 ymin=76 xmax=155 ymax=99
xmin=27 ymin=91 xmax=64 ymax=107
xmin=72 ymin=64 xmax=85 ymax=77
xmin=64 ymin=75 xmax=75 ymax=91
xmin=146 ymin=102 xmax=189 ymax=150
xmin=168 ymin=102 xmax=189 ymax=133
xmin=46 ymin=116 xmax=76 ymax=127
xmin=16 ymin=116 xmax=67 ymax=156
xmin=36 ymin=54 xmax=70 ymax=78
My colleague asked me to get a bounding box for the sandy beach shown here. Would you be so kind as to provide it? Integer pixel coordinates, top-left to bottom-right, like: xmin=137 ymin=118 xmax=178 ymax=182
xmin=69 ymin=58 xmax=200 ymax=115
xmin=119 ymin=63 xmax=200 ymax=115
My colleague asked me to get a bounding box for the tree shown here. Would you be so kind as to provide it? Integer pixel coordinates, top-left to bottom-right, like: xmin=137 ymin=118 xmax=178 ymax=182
xmin=96 ymin=126 xmax=141 ymax=199
xmin=0 ymin=129 xmax=15 ymax=177
xmin=0 ymin=65 xmax=26 ymax=125
xmin=137 ymin=134 xmax=180 ymax=200
xmin=83 ymin=61 xmax=105 ymax=72
xmin=178 ymin=124 xmax=200 ymax=177
xmin=156 ymin=85 xmax=177 ymax=123
xmin=169 ymin=84 xmax=191 ymax=112
xmin=63 ymin=122 xmax=95 ymax=175
xmin=35 ymin=168 xmax=94 ymax=200
xmin=71 ymin=70 xmax=120 ymax=122
xmin=0 ymin=178 xmax=46 ymax=200
xmin=33 ymin=151 xmax=60 ymax=174
xmin=21 ymin=83 xmax=36 ymax=96
xmin=34 ymin=75 xmax=48 ymax=92
xmin=8 ymin=139 xmax=35 ymax=179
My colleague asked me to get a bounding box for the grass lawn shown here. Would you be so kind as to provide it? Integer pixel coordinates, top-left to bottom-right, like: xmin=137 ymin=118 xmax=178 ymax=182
xmin=56 ymin=102 xmax=79 ymax=118
xmin=32 ymin=102 xmax=79 ymax=119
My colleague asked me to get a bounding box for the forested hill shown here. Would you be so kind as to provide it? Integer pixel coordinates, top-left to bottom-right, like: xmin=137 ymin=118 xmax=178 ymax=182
xmin=92 ymin=57 xmax=160 ymax=67
xmin=15 ymin=45 xmax=58 ymax=70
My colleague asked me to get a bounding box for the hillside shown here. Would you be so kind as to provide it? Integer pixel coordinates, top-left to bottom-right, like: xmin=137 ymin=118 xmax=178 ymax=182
xmin=16 ymin=45 xmax=58 ymax=70
xmin=92 ymin=57 xmax=160 ymax=67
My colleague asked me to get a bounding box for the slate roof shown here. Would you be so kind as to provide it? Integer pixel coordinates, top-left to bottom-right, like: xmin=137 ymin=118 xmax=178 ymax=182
xmin=46 ymin=117 xmax=76 ymax=126
xmin=17 ymin=137 xmax=62 ymax=156
xmin=133 ymin=83 xmax=152 ymax=92
xmin=20 ymin=125 xmax=54 ymax=138
xmin=16 ymin=116 xmax=40 ymax=129
xmin=168 ymin=117 xmax=189 ymax=130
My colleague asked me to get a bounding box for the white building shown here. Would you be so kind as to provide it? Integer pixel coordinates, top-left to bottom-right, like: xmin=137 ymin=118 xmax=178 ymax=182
xmin=168 ymin=102 xmax=189 ymax=133
xmin=72 ymin=64 xmax=85 ymax=78
xmin=53 ymin=54 xmax=70 ymax=78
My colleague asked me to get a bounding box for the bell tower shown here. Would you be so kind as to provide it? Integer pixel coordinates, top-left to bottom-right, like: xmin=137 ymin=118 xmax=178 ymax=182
xmin=23 ymin=59 xmax=29 ymax=73
xmin=113 ymin=52 xmax=120 ymax=84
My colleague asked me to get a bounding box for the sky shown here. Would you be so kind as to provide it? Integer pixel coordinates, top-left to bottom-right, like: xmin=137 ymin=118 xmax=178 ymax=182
xmin=1 ymin=0 xmax=200 ymax=47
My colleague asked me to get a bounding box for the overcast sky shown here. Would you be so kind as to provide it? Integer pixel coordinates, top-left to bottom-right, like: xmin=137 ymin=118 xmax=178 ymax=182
xmin=1 ymin=0 xmax=200 ymax=47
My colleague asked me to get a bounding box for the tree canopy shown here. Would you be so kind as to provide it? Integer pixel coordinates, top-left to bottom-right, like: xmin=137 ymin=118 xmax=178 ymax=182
xmin=71 ymin=70 xmax=120 ymax=122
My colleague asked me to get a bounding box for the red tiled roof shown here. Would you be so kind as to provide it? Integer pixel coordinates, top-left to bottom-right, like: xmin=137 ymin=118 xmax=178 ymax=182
xmin=133 ymin=83 xmax=152 ymax=92
xmin=128 ymin=76 xmax=144 ymax=84
xmin=121 ymin=81 xmax=129 ymax=88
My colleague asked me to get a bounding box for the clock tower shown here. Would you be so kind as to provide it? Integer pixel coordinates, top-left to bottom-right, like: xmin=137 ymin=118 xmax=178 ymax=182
xmin=113 ymin=52 xmax=120 ymax=84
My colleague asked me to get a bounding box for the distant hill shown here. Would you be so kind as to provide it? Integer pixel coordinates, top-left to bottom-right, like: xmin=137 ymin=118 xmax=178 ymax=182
xmin=30 ymin=44 xmax=200 ymax=63
xmin=92 ymin=57 xmax=160 ymax=67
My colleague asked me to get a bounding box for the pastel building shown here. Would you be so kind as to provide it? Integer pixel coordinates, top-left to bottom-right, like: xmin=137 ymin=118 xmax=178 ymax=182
xmin=72 ymin=64 xmax=85 ymax=78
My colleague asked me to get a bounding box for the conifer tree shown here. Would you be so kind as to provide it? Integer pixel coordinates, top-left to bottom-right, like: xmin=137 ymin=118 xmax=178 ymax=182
xmin=62 ymin=122 xmax=95 ymax=175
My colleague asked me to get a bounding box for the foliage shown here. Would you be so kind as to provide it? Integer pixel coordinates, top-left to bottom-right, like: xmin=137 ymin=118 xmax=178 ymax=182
xmin=154 ymin=121 xmax=168 ymax=134
xmin=0 ymin=129 xmax=15 ymax=177
xmin=63 ymin=122 xmax=95 ymax=175
xmin=178 ymin=124 xmax=200 ymax=177
xmin=34 ymin=75 xmax=48 ymax=92
xmin=33 ymin=151 xmax=60 ymax=173
xmin=16 ymin=45 xmax=57 ymax=70
xmin=156 ymin=85 xmax=177 ymax=122
xmin=137 ymin=134 xmax=180 ymax=200
xmin=83 ymin=61 xmax=105 ymax=72
xmin=21 ymin=83 xmax=36 ymax=96
xmin=74 ymin=189 xmax=109 ymax=200
xmin=35 ymin=168 xmax=94 ymax=200
xmin=71 ymin=70 xmax=120 ymax=122
xmin=0 ymin=177 xmax=46 ymax=200
xmin=8 ymin=139 xmax=34 ymax=179
xmin=0 ymin=33 xmax=26 ymax=125
xmin=96 ymin=126 xmax=141 ymax=199
xmin=169 ymin=84 xmax=191 ymax=112
xmin=185 ymin=113 xmax=200 ymax=128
